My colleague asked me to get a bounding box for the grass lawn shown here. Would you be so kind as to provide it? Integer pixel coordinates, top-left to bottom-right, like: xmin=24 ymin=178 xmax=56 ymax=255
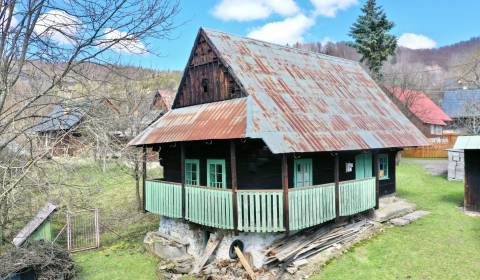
xmin=311 ymin=163 xmax=480 ymax=280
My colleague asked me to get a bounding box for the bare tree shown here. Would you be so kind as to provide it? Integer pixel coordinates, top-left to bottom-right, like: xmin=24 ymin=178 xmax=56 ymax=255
xmin=0 ymin=0 xmax=179 ymax=243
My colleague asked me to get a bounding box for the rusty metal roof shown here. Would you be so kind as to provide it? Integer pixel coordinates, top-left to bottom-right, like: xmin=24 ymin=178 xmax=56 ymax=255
xmin=129 ymin=98 xmax=246 ymax=145
xmin=130 ymin=28 xmax=428 ymax=152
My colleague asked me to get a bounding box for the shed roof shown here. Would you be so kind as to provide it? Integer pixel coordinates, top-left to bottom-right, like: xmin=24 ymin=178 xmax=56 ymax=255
xmin=442 ymin=89 xmax=480 ymax=118
xmin=12 ymin=202 xmax=57 ymax=247
xmin=31 ymin=102 xmax=89 ymax=133
xmin=453 ymin=135 xmax=480 ymax=150
xmin=130 ymin=28 xmax=428 ymax=153
xmin=389 ymin=88 xmax=452 ymax=125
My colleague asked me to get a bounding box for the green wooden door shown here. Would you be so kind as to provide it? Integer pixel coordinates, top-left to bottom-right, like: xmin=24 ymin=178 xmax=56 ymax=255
xmin=294 ymin=159 xmax=313 ymax=187
xmin=355 ymin=153 xmax=372 ymax=179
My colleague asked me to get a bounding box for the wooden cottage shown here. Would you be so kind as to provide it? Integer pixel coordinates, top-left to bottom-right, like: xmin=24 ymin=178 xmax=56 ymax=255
xmin=453 ymin=136 xmax=480 ymax=211
xmin=129 ymin=28 xmax=428 ymax=233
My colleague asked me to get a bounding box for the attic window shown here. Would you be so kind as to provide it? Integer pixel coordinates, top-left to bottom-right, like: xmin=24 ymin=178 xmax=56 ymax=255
xmin=201 ymin=78 xmax=209 ymax=93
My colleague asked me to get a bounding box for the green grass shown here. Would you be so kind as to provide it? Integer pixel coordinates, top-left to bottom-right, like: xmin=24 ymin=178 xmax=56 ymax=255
xmin=311 ymin=163 xmax=480 ymax=280
xmin=75 ymin=241 xmax=159 ymax=280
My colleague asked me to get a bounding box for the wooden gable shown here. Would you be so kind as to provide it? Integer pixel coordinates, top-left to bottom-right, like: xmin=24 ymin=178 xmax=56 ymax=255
xmin=173 ymin=33 xmax=244 ymax=108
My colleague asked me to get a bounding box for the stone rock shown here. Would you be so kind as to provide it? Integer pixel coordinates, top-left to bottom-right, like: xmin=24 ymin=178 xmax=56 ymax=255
xmin=390 ymin=218 xmax=410 ymax=226
xmin=402 ymin=210 xmax=430 ymax=222
xmin=373 ymin=196 xmax=416 ymax=222
xmin=144 ymin=231 xmax=189 ymax=260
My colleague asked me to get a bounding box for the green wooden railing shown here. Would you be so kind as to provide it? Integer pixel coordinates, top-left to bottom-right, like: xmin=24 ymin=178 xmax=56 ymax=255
xmin=237 ymin=190 xmax=284 ymax=232
xmin=339 ymin=177 xmax=376 ymax=216
xmin=145 ymin=180 xmax=183 ymax=218
xmin=185 ymin=185 xmax=234 ymax=229
xmin=289 ymin=183 xmax=336 ymax=231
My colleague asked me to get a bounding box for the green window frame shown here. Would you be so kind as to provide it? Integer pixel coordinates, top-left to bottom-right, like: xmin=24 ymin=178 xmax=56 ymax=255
xmin=293 ymin=158 xmax=313 ymax=188
xmin=207 ymin=159 xmax=226 ymax=188
xmin=378 ymin=154 xmax=389 ymax=180
xmin=185 ymin=159 xmax=200 ymax=186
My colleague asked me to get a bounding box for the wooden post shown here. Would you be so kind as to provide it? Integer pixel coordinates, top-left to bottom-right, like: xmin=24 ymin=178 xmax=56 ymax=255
xmin=230 ymin=141 xmax=239 ymax=233
xmin=142 ymin=146 xmax=147 ymax=213
xmin=282 ymin=154 xmax=289 ymax=233
xmin=66 ymin=212 xmax=72 ymax=251
xmin=373 ymin=152 xmax=380 ymax=209
xmin=94 ymin=208 xmax=100 ymax=248
xmin=334 ymin=153 xmax=340 ymax=220
xmin=180 ymin=143 xmax=186 ymax=219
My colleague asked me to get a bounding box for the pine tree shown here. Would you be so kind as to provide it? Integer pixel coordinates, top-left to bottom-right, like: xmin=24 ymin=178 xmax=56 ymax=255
xmin=349 ymin=0 xmax=397 ymax=80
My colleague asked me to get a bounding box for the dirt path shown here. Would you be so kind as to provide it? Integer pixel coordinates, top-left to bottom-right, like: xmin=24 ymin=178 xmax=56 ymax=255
xmin=401 ymin=158 xmax=448 ymax=176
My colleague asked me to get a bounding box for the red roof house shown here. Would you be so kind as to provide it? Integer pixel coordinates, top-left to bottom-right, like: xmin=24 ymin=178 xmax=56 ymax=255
xmin=390 ymin=88 xmax=452 ymax=137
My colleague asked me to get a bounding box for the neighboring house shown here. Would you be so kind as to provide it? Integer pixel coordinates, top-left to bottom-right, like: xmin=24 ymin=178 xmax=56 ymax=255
xmin=453 ymin=136 xmax=480 ymax=211
xmin=442 ymin=89 xmax=480 ymax=134
xmin=389 ymin=88 xmax=452 ymax=138
xmin=30 ymin=102 xmax=89 ymax=156
xmin=151 ymin=89 xmax=176 ymax=112
xmin=129 ymin=28 xmax=427 ymax=245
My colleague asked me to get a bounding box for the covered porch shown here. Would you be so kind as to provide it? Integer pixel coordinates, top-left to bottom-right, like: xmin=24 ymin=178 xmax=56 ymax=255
xmin=141 ymin=139 xmax=395 ymax=233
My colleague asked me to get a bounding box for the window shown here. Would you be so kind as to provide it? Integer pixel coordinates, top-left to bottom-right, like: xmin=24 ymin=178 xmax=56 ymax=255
xmin=185 ymin=159 xmax=200 ymax=186
xmin=355 ymin=153 xmax=372 ymax=179
xmin=430 ymin=124 xmax=443 ymax=135
xmin=378 ymin=154 xmax=389 ymax=180
xmin=294 ymin=159 xmax=313 ymax=187
xmin=207 ymin=159 xmax=226 ymax=188
xmin=201 ymin=78 xmax=209 ymax=93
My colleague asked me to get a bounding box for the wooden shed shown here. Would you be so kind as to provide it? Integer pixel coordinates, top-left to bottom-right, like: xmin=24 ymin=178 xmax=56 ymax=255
xmin=129 ymin=28 xmax=428 ymax=233
xmin=454 ymin=136 xmax=480 ymax=211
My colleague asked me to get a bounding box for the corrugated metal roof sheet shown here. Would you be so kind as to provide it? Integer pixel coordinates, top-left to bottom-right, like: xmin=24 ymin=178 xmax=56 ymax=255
xmin=130 ymin=28 xmax=428 ymax=152
xmin=129 ymin=98 xmax=247 ymax=145
xmin=389 ymin=88 xmax=451 ymax=125
xmin=453 ymin=135 xmax=480 ymax=149
xmin=31 ymin=103 xmax=88 ymax=132
xmin=442 ymin=89 xmax=480 ymax=118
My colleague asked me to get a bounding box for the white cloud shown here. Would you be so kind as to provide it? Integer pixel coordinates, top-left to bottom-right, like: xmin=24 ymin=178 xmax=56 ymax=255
xmin=34 ymin=10 xmax=81 ymax=45
xmin=247 ymin=14 xmax=315 ymax=45
xmin=212 ymin=0 xmax=300 ymax=21
xmin=100 ymin=28 xmax=147 ymax=54
xmin=310 ymin=0 xmax=358 ymax=17
xmin=398 ymin=33 xmax=437 ymax=49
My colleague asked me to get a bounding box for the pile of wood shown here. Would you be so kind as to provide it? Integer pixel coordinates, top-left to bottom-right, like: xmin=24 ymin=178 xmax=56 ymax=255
xmin=265 ymin=219 xmax=373 ymax=267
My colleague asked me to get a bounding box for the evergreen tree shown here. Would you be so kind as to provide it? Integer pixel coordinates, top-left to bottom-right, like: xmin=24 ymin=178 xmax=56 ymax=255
xmin=349 ymin=0 xmax=397 ymax=80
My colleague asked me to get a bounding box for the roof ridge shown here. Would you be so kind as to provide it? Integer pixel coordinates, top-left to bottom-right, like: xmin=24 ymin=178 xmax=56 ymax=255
xmin=200 ymin=27 xmax=360 ymax=66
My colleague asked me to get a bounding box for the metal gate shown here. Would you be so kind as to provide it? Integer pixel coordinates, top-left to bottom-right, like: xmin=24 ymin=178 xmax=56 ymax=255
xmin=53 ymin=209 xmax=100 ymax=252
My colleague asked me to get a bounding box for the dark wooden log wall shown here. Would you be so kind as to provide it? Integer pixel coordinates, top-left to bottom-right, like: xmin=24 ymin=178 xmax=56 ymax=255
xmin=173 ymin=35 xmax=244 ymax=108
xmin=464 ymin=150 xmax=480 ymax=211
xmin=159 ymin=139 xmax=397 ymax=195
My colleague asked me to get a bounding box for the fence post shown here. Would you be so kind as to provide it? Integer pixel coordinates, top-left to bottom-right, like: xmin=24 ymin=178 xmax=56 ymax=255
xmin=66 ymin=212 xmax=72 ymax=251
xmin=373 ymin=152 xmax=380 ymax=209
xmin=282 ymin=154 xmax=289 ymax=233
xmin=142 ymin=146 xmax=147 ymax=213
xmin=180 ymin=143 xmax=186 ymax=219
xmin=334 ymin=153 xmax=340 ymax=220
xmin=94 ymin=208 xmax=100 ymax=248
xmin=230 ymin=141 xmax=239 ymax=234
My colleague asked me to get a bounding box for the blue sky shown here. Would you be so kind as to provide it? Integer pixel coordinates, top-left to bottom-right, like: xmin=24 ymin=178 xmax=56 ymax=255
xmin=121 ymin=0 xmax=480 ymax=70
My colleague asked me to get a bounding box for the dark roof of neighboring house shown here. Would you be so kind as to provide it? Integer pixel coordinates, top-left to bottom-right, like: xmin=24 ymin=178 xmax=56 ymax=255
xmin=130 ymin=28 xmax=428 ymax=153
xmin=442 ymin=89 xmax=480 ymax=118
xmin=389 ymin=88 xmax=452 ymax=126
xmin=12 ymin=202 xmax=57 ymax=247
xmin=31 ymin=102 xmax=89 ymax=133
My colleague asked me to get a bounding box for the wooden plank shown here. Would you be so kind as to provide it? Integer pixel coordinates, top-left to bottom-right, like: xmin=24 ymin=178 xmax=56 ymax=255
xmin=234 ymin=246 xmax=256 ymax=280
xmin=192 ymin=233 xmax=223 ymax=274
xmin=282 ymin=154 xmax=289 ymax=233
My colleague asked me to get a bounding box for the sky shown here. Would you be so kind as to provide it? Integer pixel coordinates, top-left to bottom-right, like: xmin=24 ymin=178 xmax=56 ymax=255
xmin=117 ymin=0 xmax=480 ymax=70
